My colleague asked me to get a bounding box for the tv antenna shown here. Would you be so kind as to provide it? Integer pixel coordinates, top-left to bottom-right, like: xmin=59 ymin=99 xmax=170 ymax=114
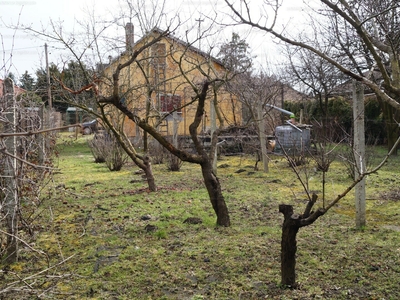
xmin=195 ymin=18 xmax=204 ymax=50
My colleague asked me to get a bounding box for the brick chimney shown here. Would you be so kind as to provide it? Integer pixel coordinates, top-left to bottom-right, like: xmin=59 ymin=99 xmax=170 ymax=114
xmin=125 ymin=22 xmax=134 ymax=52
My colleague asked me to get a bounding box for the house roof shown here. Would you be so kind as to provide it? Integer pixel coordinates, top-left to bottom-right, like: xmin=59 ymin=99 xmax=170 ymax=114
xmin=134 ymin=27 xmax=225 ymax=67
xmin=98 ymin=27 xmax=225 ymax=72
xmin=0 ymin=78 xmax=26 ymax=98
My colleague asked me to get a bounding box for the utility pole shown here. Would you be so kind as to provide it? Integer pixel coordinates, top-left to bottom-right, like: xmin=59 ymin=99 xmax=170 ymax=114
xmin=45 ymin=43 xmax=52 ymax=109
xmin=44 ymin=43 xmax=53 ymax=154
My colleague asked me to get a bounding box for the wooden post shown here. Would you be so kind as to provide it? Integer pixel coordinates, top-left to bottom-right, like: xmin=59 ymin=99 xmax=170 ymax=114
xmin=299 ymin=109 xmax=304 ymax=124
xmin=2 ymin=78 xmax=18 ymax=263
xmin=45 ymin=43 xmax=52 ymax=109
xmin=257 ymin=101 xmax=269 ymax=172
xmin=353 ymin=80 xmax=366 ymax=228
xmin=38 ymin=105 xmax=45 ymax=164
xmin=172 ymin=112 xmax=179 ymax=147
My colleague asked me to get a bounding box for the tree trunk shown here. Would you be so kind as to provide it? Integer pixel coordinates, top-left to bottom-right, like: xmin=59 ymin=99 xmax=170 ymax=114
xmin=108 ymin=80 xmax=231 ymax=225
xmin=98 ymin=107 xmax=157 ymax=192
xmin=143 ymin=155 xmax=157 ymax=192
xmin=201 ymin=161 xmax=230 ymax=226
xmin=279 ymin=204 xmax=299 ymax=287
xmin=143 ymin=131 xmax=148 ymax=153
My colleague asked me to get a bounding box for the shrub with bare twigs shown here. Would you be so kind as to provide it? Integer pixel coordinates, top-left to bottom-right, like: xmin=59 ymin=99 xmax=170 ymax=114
xmin=88 ymin=131 xmax=128 ymax=171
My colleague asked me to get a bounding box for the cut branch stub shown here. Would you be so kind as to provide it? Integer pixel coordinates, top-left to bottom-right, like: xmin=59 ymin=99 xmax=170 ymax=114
xmin=303 ymin=193 xmax=318 ymax=218
xmin=279 ymin=204 xmax=294 ymax=219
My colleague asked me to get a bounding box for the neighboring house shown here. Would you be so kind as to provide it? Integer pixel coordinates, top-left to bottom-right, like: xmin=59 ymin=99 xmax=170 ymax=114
xmin=100 ymin=24 xmax=242 ymax=138
xmin=281 ymin=83 xmax=308 ymax=103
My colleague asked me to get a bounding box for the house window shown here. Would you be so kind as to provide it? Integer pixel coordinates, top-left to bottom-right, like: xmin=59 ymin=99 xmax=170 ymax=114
xmin=160 ymin=94 xmax=182 ymax=113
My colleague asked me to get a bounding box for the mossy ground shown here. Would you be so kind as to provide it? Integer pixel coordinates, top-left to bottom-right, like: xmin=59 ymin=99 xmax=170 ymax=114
xmin=2 ymin=134 xmax=400 ymax=299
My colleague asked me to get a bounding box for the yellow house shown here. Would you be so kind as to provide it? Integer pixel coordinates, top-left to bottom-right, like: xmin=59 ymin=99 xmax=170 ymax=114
xmin=100 ymin=24 xmax=242 ymax=138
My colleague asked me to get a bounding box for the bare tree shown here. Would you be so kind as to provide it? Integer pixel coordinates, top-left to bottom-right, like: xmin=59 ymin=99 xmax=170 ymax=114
xmin=278 ymin=134 xmax=400 ymax=287
xmin=224 ymin=0 xmax=400 ymax=285
xmin=282 ymin=46 xmax=349 ymax=205
xmin=217 ymin=33 xmax=284 ymax=171
xmin=54 ymin=74 xmax=161 ymax=192
xmin=1 ymin=16 xmax=84 ymax=297
xmin=225 ymin=0 xmax=400 ymax=153
xmin=25 ymin=1 xmax=235 ymax=226
xmin=19 ymin=7 xmax=163 ymax=192
xmin=284 ymin=44 xmax=348 ymax=139
xmin=0 ymin=41 xmax=91 ymax=296
xmin=231 ymin=71 xmax=282 ymax=171
xmin=96 ymin=33 xmax=233 ymax=226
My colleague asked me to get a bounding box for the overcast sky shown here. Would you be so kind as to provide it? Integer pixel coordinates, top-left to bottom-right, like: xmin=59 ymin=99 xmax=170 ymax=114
xmin=0 ymin=0 xmax=314 ymax=81
xmin=1 ymin=0 xmax=118 ymax=78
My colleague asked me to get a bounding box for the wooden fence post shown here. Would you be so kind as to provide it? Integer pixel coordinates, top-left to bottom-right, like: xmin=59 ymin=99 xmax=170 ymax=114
xmin=257 ymin=101 xmax=269 ymax=172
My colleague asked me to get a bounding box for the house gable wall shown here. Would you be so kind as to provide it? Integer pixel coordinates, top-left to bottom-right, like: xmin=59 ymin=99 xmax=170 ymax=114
xmin=101 ymin=32 xmax=241 ymax=138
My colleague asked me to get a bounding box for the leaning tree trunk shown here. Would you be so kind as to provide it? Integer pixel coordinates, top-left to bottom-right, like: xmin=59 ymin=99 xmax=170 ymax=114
xmin=201 ymin=161 xmax=230 ymax=226
xmin=142 ymin=154 xmax=157 ymax=192
xmin=127 ymin=150 xmax=157 ymax=192
xmin=97 ymin=105 xmax=158 ymax=192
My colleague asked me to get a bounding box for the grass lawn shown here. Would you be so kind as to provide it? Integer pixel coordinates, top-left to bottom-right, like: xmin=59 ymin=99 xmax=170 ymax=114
xmin=2 ymin=133 xmax=400 ymax=299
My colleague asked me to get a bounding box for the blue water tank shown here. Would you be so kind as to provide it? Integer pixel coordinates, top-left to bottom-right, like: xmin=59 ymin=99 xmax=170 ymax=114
xmin=274 ymin=125 xmax=310 ymax=155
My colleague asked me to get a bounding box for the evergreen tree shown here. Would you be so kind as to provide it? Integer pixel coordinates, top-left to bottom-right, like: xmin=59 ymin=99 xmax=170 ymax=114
xmin=35 ymin=63 xmax=63 ymax=110
xmin=19 ymin=71 xmax=35 ymax=91
xmin=34 ymin=61 xmax=95 ymax=112
xmin=217 ymin=32 xmax=253 ymax=73
xmin=6 ymin=72 xmax=17 ymax=83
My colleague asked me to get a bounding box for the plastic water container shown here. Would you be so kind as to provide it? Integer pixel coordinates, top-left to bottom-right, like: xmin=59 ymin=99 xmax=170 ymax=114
xmin=274 ymin=125 xmax=310 ymax=155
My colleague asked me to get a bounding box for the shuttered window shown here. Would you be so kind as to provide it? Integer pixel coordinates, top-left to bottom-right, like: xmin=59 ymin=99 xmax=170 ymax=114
xmin=159 ymin=94 xmax=181 ymax=112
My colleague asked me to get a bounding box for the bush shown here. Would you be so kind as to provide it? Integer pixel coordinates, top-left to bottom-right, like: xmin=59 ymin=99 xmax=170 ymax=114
xmin=88 ymin=134 xmax=106 ymax=163
xmin=148 ymin=140 xmax=166 ymax=165
xmin=339 ymin=145 xmax=374 ymax=179
xmin=88 ymin=131 xmax=128 ymax=171
xmin=167 ymin=153 xmax=182 ymax=171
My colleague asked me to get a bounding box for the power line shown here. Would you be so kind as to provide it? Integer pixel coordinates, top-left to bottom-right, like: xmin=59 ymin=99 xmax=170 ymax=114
xmin=2 ymin=45 xmax=41 ymax=52
xmin=2 ymin=44 xmax=62 ymax=52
